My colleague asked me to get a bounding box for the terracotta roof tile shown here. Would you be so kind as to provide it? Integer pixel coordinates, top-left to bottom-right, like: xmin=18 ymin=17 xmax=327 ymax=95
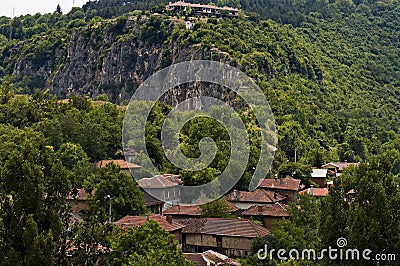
xmin=163 ymin=205 xmax=202 ymax=216
xmin=299 ymin=187 xmax=329 ymax=197
xmin=242 ymin=204 xmax=290 ymax=217
xmin=321 ymin=162 xmax=359 ymax=171
xmin=226 ymin=189 xmax=286 ymax=203
xmin=137 ymin=175 xmax=179 ymax=188
xmin=181 ymin=218 xmax=269 ymax=238
xmin=96 ymin=159 xmax=141 ymax=169
xmin=185 ymin=253 xmax=208 ymax=266
xmin=259 ymin=176 xmax=301 ymax=191
xmin=114 ymin=215 xmax=185 ymax=232
xmin=67 ymin=188 xmax=87 ymax=201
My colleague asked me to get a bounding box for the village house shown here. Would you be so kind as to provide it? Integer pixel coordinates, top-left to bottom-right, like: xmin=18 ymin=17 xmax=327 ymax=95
xmin=163 ymin=205 xmax=203 ymax=220
xmin=166 ymin=1 xmax=239 ymax=17
xmin=67 ymin=188 xmax=88 ymax=214
xmin=96 ymin=159 xmax=141 ymax=176
xmin=185 ymin=250 xmax=241 ymax=265
xmin=163 ymin=201 xmax=240 ymax=220
xmin=258 ymin=176 xmax=302 ymax=203
xmin=137 ymin=174 xmax=182 ymax=210
xmin=225 ymin=189 xmax=286 ymax=210
xmin=311 ymin=168 xmax=328 ymax=187
xmin=321 ymin=162 xmax=359 ymax=177
xmin=114 ymin=214 xmax=185 ymax=243
xmin=241 ymin=203 xmax=290 ymax=229
xmin=181 ymin=218 xmax=269 ymax=257
xmin=142 ymin=190 xmax=165 ymax=214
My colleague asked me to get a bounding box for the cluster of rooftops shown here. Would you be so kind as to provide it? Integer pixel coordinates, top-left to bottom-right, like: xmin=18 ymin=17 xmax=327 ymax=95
xmin=67 ymin=159 xmax=359 ymax=264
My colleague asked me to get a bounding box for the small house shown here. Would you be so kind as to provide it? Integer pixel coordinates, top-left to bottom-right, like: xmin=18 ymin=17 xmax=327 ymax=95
xmin=114 ymin=214 xmax=185 ymax=243
xmin=226 ymin=189 xmax=286 ymax=210
xmin=241 ymin=203 xmax=290 ymax=229
xmin=258 ymin=176 xmax=302 ymax=202
xmin=181 ymin=218 xmax=269 ymax=257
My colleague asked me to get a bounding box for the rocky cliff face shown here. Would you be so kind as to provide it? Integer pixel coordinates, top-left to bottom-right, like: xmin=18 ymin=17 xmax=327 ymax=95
xmin=44 ymin=18 xmax=237 ymax=106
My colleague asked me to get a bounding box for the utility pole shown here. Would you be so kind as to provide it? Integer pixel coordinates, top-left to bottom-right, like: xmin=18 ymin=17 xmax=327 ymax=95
xmin=294 ymin=148 xmax=297 ymax=163
xmin=9 ymin=7 xmax=15 ymax=41
xmin=105 ymin=195 xmax=112 ymax=222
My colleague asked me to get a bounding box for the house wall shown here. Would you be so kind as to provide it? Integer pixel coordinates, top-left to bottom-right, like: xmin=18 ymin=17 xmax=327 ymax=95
xmin=68 ymin=200 xmax=87 ymax=213
xmin=172 ymin=230 xmax=183 ymax=244
xmin=263 ymin=216 xmax=286 ymax=229
xmin=183 ymin=234 xmax=253 ymax=257
xmin=311 ymin=177 xmax=326 ymax=188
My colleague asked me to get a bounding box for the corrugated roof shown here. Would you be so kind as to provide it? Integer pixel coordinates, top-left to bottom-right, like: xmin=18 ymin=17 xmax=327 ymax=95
xmin=182 ymin=218 xmax=269 ymax=238
xmin=96 ymin=159 xmax=141 ymax=169
xmin=115 ymin=215 xmax=185 ymax=232
xmin=259 ymin=176 xmax=301 ymax=191
xmin=242 ymin=204 xmax=290 ymax=217
xmin=226 ymin=189 xmax=286 ymax=203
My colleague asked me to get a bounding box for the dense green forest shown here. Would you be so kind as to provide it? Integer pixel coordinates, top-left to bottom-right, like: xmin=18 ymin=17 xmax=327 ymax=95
xmin=0 ymin=0 xmax=399 ymax=264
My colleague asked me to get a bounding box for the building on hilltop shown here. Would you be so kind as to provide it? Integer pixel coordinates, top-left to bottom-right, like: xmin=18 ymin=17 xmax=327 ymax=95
xmin=166 ymin=1 xmax=239 ymax=17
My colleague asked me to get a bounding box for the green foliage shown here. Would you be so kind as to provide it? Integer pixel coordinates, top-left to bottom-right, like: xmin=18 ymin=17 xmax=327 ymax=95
xmin=200 ymin=198 xmax=232 ymax=218
xmin=277 ymin=162 xmax=312 ymax=186
xmin=111 ymin=220 xmax=193 ymax=266
xmin=0 ymin=126 xmax=72 ymax=264
xmin=87 ymin=163 xmax=146 ymax=223
xmin=320 ymin=156 xmax=400 ymax=264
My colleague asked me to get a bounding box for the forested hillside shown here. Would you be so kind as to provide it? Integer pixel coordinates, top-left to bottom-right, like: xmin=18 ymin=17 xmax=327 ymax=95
xmin=0 ymin=0 xmax=399 ymax=264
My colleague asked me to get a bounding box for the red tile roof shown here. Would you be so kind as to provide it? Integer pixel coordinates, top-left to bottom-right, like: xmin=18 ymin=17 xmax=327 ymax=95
xmin=241 ymin=204 xmax=290 ymax=217
xmin=114 ymin=215 xmax=185 ymax=232
xmin=258 ymin=176 xmax=301 ymax=191
xmin=161 ymin=174 xmax=183 ymax=185
xmin=226 ymin=189 xmax=286 ymax=203
xmin=181 ymin=218 xmax=269 ymax=238
xmin=96 ymin=159 xmax=141 ymax=169
xmin=163 ymin=205 xmax=202 ymax=216
xmin=299 ymin=187 xmax=329 ymax=197
xmin=321 ymin=162 xmax=359 ymax=171
xmin=137 ymin=175 xmax=179 ymax=188
xmin=185 ymin=253 xmax=208 ymax=266
xmin=67 ymin=188 xmax=87 ymax=201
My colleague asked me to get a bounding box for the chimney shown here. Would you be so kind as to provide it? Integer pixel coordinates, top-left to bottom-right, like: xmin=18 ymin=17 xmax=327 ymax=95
xmin=257 ymin=205 xmax=263 ymax=213
xmin=233 ymin=189 xmax=237 ymax=200
xmin=310 ymin=185 xmax=314 ymax=196
xmin=166 ymin=215 xmax=173 ymax=224
xmin=280 ymin=178 xmax=283 ymax=185
xmin=145 ymin=215 xmax=149 ymax=221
